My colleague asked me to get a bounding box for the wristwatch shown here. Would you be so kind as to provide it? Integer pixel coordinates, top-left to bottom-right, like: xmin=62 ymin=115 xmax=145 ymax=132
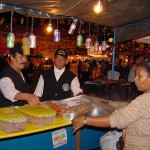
xmin=83 ymin=115 xmax=87 ymax=125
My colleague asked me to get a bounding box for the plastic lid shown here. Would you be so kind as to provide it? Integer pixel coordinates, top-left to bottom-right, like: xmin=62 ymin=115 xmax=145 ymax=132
xmin=0 ymin=107 xmax=26 ymax=121
xmin=17 ymin=105 xmax=56 ymax=117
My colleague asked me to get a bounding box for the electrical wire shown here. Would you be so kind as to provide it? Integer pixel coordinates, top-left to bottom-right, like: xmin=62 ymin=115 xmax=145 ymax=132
xmin=60 ymin=0 xmax=83 ymax=15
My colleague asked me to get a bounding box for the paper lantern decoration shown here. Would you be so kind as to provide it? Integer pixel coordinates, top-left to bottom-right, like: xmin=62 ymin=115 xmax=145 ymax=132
xmin=29 ymin=34 xmax=36 ymax=48
xmin=86 ymin=37 xmax=92 ymax=49
xmin=22 ymin=37 xmax=30 ymax=55
xmin=101 ymin=41 xmax=107 ymax=51
xmin=77 ymin=35 xmax=83 ymax=47
xmin=94 ymin=41 xmax=99 ymax=52
xmin=68 ymin=19 xmax=78 ymax=35
xmin=7 ymin=33 xmax=15 ymax=48
xmin=54 ymin=29 xmax=60 ymax=42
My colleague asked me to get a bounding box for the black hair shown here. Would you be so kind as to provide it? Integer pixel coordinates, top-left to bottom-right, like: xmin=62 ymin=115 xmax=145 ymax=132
xmin=137 ymin=59 xmax=150 ymax=74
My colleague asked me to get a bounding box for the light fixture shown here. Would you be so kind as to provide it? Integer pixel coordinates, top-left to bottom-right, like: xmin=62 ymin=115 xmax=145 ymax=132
xmin=94 ymin=0 xmax=103 ymax=14
xmin=46 ymin=13 xmax=53 ymax=33
xmin=47 ymin=23 xmax=53 ymax=32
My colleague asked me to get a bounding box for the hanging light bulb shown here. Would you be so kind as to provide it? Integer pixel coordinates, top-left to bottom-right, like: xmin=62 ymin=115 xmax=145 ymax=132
xmin=94 ymin=0 xmax=103 ymax=14
xmin=47 ymin=23 xmax=53 ymax=32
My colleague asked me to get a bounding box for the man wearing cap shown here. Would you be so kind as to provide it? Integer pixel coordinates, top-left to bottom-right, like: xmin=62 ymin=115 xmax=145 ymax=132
xmin=0 ymin=43 xmax=40 ymax=107
xmin=34 ymin=49 xmax=83 ymax=101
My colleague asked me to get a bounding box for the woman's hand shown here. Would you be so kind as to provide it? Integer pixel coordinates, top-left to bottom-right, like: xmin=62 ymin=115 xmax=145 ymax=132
xmin=72 ymin=115 xmax=86 ymax=133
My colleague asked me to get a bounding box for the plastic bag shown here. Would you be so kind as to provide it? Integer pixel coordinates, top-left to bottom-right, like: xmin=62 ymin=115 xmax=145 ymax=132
xmin=100 ymin=130 xmax=122 ymax=150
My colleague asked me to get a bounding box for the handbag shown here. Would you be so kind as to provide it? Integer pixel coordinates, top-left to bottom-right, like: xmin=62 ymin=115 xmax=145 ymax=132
xmin=116 ymin=136 xmax=124 ymax=150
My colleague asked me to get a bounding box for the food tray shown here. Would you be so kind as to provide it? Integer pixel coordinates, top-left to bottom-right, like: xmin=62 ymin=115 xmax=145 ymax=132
xmin=17 ymin=105 xmax=56 ymax=127
xmin=0 ymin=107 xmax=27 ymax=133
xmin=47 ymin=95 xmax=94 ymax=120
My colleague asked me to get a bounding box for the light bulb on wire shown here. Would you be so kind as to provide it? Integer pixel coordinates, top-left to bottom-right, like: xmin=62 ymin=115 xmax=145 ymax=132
xmin=47 ymin=23 xmax=53 ymax=32
xmin=94 ymin=0 xmax=103 ymax=14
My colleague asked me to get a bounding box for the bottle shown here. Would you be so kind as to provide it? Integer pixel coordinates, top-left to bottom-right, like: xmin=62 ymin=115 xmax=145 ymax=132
xmin=7 ymin=33 xmax=15 ymax=48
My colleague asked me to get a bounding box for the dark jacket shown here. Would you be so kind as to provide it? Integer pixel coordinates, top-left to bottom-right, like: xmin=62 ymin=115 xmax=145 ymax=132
xmin=41 ymin=67 xmax=76 ymax=101
xmin=0 ymin=65 xmax=28 ymax=107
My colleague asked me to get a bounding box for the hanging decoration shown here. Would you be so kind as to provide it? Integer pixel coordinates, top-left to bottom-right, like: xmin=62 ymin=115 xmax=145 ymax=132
xmin=29 ymin=17 xmax=36 ymax=48
xmin=94 ymin=25 xmax=99 ymax=52
xmin=77 ymin=20 xmax=83 ymax=47
xmin=20 ymin=17 xmax=24 ymax=25
xmin=86 ymin=22 xmax=92 ymax=49
xmin=101 ymin=26 xmax=108 ymax=51
xmin=54 ymin=19 xmax=60 ymax=42
xmin=68 ymin=18 xmax=78 ymax=35
xmin=22 ymin=16 xmax=30 ymax=55
xmin=7 ymin=11 xmax=15 ymax=48
xmin=0 ymin=17 xmax=5 ymax=25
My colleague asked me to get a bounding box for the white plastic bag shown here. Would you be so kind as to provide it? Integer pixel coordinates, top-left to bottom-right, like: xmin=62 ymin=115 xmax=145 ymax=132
xmin=100 ymin=130 xmax=122 ymax=150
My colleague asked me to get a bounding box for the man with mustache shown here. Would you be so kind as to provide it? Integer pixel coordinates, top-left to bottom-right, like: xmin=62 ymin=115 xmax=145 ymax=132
xmin=0 ymin=43 xmax=40 ymax=107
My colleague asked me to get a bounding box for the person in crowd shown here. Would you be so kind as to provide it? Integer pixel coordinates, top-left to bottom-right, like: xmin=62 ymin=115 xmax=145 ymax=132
xmin=105 ymin=54 xmax=122 ymax=80
xmin=128 ymin=54 xmax=144 ymax=82
xmin=0 ymin=43 xmax=40 ymax=107
xmin=34 ymin=49 xmax=83 ymax=101
xmin=72 ymin=59 xmax=150 ymax=150
xmin=80 ymin=59 xmax=90 ymax=85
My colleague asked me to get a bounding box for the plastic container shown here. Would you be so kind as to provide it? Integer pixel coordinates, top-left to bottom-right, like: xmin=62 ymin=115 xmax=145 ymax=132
xmin=0 ymin=107 xmax=27 ymax=133
xmin=17 ymin=105 xmax=56 ymax=127
xmin=52 ymin=95 xmax=93 ymax=121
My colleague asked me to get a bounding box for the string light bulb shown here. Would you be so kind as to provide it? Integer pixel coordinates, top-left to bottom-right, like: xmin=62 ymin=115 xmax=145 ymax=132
xmin=94 ymin=0 xmax=103 ymax=14
xmin=47 ymin=23 xmax=53 ymax=32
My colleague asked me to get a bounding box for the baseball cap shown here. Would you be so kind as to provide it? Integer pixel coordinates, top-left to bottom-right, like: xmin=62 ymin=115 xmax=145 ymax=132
xmin=54 ymin=49 xmax=68 ymax=59
xmin=10 ymin=42 xmax=24 ymax=55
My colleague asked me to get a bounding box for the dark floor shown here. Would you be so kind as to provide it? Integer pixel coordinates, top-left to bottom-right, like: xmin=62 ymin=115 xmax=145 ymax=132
xmin=90 ymin=147 xmax=101 ymax=150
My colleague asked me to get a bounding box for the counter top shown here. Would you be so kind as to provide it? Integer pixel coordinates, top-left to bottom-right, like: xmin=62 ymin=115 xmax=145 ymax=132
xmin=0 ymin=115 xmax=71 ymax=140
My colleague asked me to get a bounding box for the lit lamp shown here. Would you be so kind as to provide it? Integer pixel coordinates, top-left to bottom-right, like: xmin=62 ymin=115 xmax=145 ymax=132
xmin=47 ymin=23 xmax=53 ymax=32
xmin=94 ymin=0 xmax=103 ymax=14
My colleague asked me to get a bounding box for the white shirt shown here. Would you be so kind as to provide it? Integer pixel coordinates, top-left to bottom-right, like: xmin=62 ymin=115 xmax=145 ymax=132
xmin=128 ymin=65 xmax=136 ymax=82
xmin=34 ymin=66 xmax=83 ymax=97
xmin=0 ymin=72 xmax=25 ymax=102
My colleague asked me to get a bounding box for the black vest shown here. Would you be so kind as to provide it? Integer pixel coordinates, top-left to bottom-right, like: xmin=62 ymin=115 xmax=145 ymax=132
xmin=41 ymin=67 xmax=76 ymax=101
xmin=0 ymin=65 xmax=28 ymax=107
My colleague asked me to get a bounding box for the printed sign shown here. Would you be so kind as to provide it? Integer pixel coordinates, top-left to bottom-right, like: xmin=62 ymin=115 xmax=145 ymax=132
xmin=52 ymin=128 xmax=67 ymax=148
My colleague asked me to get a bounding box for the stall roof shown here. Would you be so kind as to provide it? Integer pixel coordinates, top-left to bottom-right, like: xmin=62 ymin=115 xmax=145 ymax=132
xmin=1 ymin=0 xmax=150 ymax=42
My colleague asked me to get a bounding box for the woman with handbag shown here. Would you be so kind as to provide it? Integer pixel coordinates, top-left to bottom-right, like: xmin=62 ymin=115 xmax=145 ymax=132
xmin=72 ymin=59 xmax=150 ymax=150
